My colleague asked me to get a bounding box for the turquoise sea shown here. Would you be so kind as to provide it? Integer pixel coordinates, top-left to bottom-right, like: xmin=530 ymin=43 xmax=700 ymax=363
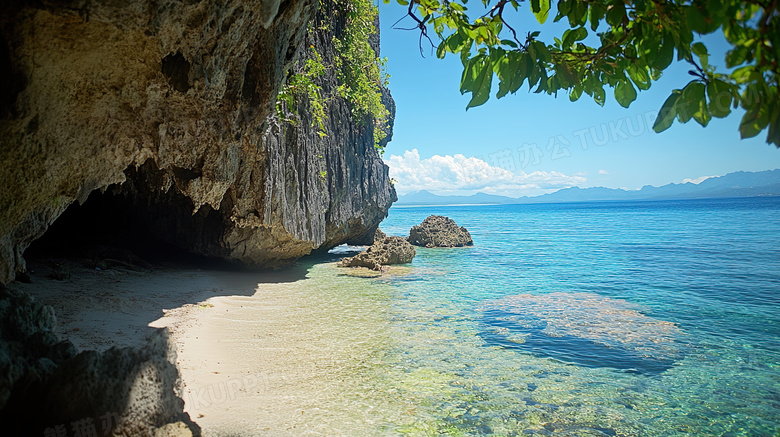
xmin=249 ymin=197 xmax=780 ymax=436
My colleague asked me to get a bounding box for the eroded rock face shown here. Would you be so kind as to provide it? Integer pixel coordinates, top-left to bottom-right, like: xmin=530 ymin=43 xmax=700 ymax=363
xmin=0 ymin=287 xmax=76 ymax=411
xmin=0 ymin=0 xmax=395 ymax=283
xmin=373 ymin=228 xmax=387 ymax=243
xmin=408 ymin=215 xmax=474 ymax=248
xmin=0 ymin=287 xmax=198 ymax=436
xmin=339 ymin=236 xmax=416 ymax=271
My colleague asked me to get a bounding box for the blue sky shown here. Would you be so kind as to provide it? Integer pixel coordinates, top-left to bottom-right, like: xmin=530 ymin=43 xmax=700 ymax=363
xmin=377 ymin=3 xmax=780 ymax=197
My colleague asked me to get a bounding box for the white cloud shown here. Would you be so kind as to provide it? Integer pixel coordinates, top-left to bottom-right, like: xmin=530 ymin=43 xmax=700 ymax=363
xmin=598 ymin=169 xmax=609 ymax=175
xmin=682 ymin=175 xmax=714 ymax=184
xmin=385 ymin=149 xmax=586 ymax=197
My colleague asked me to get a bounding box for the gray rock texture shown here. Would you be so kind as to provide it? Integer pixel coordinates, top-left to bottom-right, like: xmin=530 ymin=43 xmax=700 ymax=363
xmin=0 ymin=287 xmax=198 ymax=436
xmin=408 ymin=215 xmax=474 ymax=248
xmin=0 ymin=0 xmax=395 ymax=284
xmin=339 ymin=236 xmax=416 ymax=271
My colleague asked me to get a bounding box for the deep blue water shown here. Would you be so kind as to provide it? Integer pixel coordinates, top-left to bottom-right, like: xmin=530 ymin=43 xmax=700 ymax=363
xmin=372 ymin=197 xmax=780 ymax=436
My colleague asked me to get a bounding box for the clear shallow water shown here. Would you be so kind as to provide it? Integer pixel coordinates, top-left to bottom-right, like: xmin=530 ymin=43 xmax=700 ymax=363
xmin=369 ymin=197 xmax=780 ymax=436
xmin=235 ymin=197 xmax=780 ymax=436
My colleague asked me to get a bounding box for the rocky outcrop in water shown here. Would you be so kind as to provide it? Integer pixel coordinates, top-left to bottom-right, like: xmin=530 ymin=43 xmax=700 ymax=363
xmin=0 ymin=287 xmax=198 ymax=436
xmin=339 ymin=236 xmax=416 ymax=271
xmin=408 ymin=215 xmax=474 ymax=248
xmin=0 ymin=0 xmax=395 ymax=284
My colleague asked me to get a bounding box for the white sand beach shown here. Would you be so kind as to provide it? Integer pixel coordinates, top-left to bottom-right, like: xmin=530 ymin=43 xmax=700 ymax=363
xmin=16 ymin=259 xmax=403 ymax=436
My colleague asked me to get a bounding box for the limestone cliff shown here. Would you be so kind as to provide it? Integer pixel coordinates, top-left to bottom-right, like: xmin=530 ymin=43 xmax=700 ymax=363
xmin=0 ymin=0 xmax=396 ymax=434
xmin=0 ymin=0 xmax=396 ymax=284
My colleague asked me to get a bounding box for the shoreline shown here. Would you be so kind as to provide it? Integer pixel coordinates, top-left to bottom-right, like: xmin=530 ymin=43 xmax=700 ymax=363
xmin=11 ymin=259 xmax=300 ymax=436
xmin=13 ymin=258 xmax=405 ymax=436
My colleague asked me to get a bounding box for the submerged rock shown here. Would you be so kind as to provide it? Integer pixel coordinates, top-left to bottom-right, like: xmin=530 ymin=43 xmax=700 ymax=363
xmin=479 ymin=292 xmax=684 ymax=375
xmin=339 ymin=236 xmax=415 ymax=271
xmin=408 ymin=215 xmax=474 ymax=248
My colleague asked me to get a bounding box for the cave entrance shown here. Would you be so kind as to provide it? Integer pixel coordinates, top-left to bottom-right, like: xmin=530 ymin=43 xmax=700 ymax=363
xmin=24 ymin=162 xmax=227 ymax=271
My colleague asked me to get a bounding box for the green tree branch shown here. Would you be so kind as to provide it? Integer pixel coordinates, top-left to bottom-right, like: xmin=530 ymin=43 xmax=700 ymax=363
xmin=386 ymin=0 xmax=780 ymax=147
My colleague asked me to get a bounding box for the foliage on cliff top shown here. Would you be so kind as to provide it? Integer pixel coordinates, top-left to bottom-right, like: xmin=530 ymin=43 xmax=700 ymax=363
xmin=388 ymin=0 xmax=780 ymax=147
xmin=276 ymin=0 xmax=391 ymax=150
xmin=276 ymin=47 xmax=328 ymax=137
xmin=335 ymin=0 xmax=390 ymax=149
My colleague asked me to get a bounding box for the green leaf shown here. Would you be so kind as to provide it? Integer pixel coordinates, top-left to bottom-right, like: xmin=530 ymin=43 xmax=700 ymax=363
xmin=465 ymin=56 xmax=493 ymax=109
xmin=654 ymin=36 xmax=675 ymax=71
xmin=534 ymin=68 xmax=549 ymax=93
xmin=532 ymin=41 xmax=552 ymax=63
xmin=436 ymin=41 xmax=447 ymax=59
xmin=606 ymin=3 xmax=626 ymax=27
xmin=706 ymin=79 xmax=732 ymax=118
xmin=543 ymin=74 xmax=556 ymax=94
xmin=653 ymin=92 xmax=681 ymax=133
xmin=446 ymin=31 xmax=465 ymax=53
xmin=562 ymin=27 xmax=588 ymax=50
xmin=766 ymin=104 xmax=780 ymax=147
xmin=496 ymin=52 xmax=518 ymax=98
xmin=726 ymin=46 xmax=749 ymax=68
xmin=496 ymin=78 xmax=511 ymax=99
xmin=589 ymin=3 xmax=606 ymax=31
xmin=568 ymin=1 xmax=589 ymax=27
xmin=686 ymin=3 xmax=722 ymax=34
xmin=677 ymin=82 xmax=706 ymax=123
xmin=692 ymin=94 xmax=711 ymax=127
xmin=510 ymin=52 xmax=530 ymax=92
xmin=739 ymin=106 xmax=762 ymax=139
xmin=459 ymin=57 xmax=478 ymax=93
xmin=397 ymin=0 xmax=409 ymax=5
xmin=593 ymin=86 xmax=606 ymax=106
xmin=731 ymin=66 xmax=755 ymax=84
xmin=528 ymin=62 xmax=541 ymax=88
xmin=739 ymin=105 xmax=770 ymax=139
xmin=569 ymin=86 xmax=583 ymax=102
xmin=627 ymin=64 xmax=651 ymax=90
xmin=686 ymin=5 xmax=709 ymax=33
xmin=614 ymin=80 xmax=637 ymax=108
xmin=532 ymin=0 xmax=551 ymax=24
xmin=556 ymin=63 xmax=577 ymax=88
xmin=691 ymin=42 xmax=709 ymax=69
xmin=556 ymin=0 xmax=572 ymax=22
xmin=490 ymin=47 xmax=506 ymax=73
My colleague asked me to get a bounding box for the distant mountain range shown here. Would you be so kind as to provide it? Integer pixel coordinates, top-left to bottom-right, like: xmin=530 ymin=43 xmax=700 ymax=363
xmin=395 ymin=169 xmax=780 ymax=206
